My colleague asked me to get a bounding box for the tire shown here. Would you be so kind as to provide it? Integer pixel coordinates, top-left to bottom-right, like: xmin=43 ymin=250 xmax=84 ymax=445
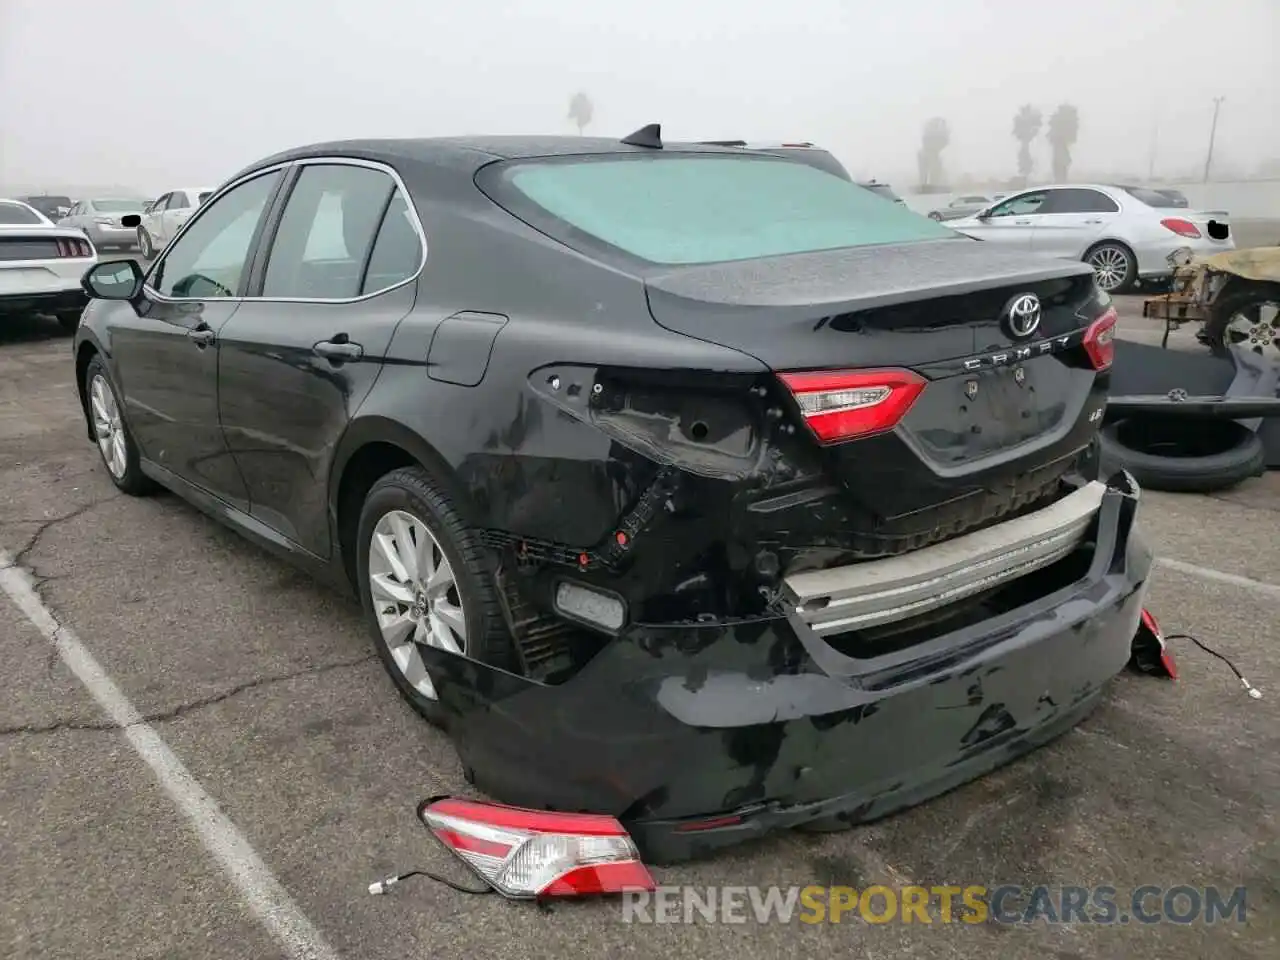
xmin=83 ymin=357 xmax=155 ymax=496
xmin=928 ymin=211 xmax=943 ymax=221
xmin=138 ymin=228 xmax=155 ymax=260
xmin=56 ymin=310 xmax=82 ymax=333
xmin=1098 ymin=416 xmax=1265 ymax=493
xmin=356 ymin=465 xmax=518 ymax=728
xmin=1085 ymin=241 xmax=1137 ymax=294
xmin=1201 ymin=282 xmax=1280 ymax=361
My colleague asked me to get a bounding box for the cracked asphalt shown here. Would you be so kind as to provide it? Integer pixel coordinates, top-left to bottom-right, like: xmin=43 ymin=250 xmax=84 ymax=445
xmin=1 ymin=291 xmax=1278 ymax=960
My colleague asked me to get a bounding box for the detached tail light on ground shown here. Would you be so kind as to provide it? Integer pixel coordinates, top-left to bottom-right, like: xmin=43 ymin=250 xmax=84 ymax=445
xmin=1129 ymin=608 xmax=1177 ymax=679
xmin=1160 ymin=218 xmax=1202 ymax=239
xmin=1083 ymin=306 xmax=1117 ymax=371
xmin=777 ymin=368 xmax=925 ymax=443
xmin=419 ymin=797 xmax=655 ymax=899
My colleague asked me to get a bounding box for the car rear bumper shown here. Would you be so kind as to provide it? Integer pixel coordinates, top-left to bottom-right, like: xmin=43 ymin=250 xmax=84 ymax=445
xmin=83 ymin=225 xmax=137 ymax=248
xmin=420 ymin=471 xmax=1151 ymax=864
xmin=0 ymin=287 xmax=89 ymax=316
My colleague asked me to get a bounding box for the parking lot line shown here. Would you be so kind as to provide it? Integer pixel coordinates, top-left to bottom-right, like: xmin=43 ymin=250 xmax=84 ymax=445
xmin=0 ymin=551 xmax=343 ymax=960
xmin=1158 ymin=557 xmax=1280 ymax=599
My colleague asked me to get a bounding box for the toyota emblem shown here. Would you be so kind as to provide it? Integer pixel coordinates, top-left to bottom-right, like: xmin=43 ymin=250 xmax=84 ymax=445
xmin=1002 ymin=293 xmax=1042 ymax=339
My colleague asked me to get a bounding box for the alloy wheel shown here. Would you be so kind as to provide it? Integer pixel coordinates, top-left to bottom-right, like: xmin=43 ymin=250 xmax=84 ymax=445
xmin=367 ymin=509 xmax=467 ymax=700
xmin=1222 ymin=298 xmax=1280 ymax=360
xmin=1088 ymin=247 xmax=1130 ymax=292
xmin=89 ymin=374 xmax=127 ymax=479
xmin=139 ymin=229 xmax=153 ymax=259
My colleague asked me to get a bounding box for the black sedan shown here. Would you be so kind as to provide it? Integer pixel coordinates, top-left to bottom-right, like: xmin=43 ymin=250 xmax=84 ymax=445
xmin=74 ymin=129 xmax=1148 ymax=862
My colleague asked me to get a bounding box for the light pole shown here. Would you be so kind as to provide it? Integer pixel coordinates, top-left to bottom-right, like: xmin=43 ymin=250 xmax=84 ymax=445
xmin=1202 ymin=96 xmax=1224 ymax=184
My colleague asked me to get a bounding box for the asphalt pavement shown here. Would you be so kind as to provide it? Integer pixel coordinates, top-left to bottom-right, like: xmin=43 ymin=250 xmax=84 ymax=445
xmin=0 ymin=252 xmax=1277 ymax=960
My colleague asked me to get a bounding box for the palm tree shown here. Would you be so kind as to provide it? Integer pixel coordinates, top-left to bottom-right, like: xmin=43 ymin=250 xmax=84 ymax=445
xmin=1012 ymin=104 xmax=1042 ymax=183
xmin=916 ymin=117 xmax=950 ymax=189
xmin=1047 ymin=104 xmax=1080 ymax=181
xmin=567 ymin=92 xmax=594 ymax=135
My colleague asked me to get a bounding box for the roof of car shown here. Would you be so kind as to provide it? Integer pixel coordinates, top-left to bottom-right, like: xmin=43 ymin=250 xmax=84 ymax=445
xmin=234 ymin=136 xmax=779 ymax=181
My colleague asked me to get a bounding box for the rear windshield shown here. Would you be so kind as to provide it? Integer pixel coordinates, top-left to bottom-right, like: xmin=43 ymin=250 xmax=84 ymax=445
xmin=0 ymin=203 xmax=44 ymax=225
xmin=1121 ymin=186 xmax=1183 ymax=209
xmin=485 ymin=156 xmax=952 ymax=265
xmin=94 ymin=199 xmax=141 ymax=212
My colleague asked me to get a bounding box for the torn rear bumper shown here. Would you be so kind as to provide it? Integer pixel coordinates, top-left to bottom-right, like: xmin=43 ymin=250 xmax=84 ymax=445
xmin=420 ymin=473 xmax=1151 ymax=864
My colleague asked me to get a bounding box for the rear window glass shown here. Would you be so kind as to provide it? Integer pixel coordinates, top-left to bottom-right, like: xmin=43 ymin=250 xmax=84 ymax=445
xmin=487 ymin=156 xmax=951 ymax=265
xmin=94 ymin=199 xmax=141 ymax=212
xmin=0 ymin=203 xmax=44 ymax=225
xmin=1122 ymin=186 xmax=1181 ymax=208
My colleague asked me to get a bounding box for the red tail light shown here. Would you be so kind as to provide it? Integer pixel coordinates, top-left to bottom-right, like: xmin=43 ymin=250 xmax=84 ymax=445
xmin=1083 ymin=305 xmax=1117 ymax=371
xmin=1160 ymin=217 xmax=1202 ymax=239
xmin=777 ymin=368 xmax=925 ymax=443
xmin=419 ymin=797 xmax=655 ymax=899
xmin=1140 ymin=608 xmax=1178 ymax=679
xmin=55 ymin=237 xmax=92 ymax=258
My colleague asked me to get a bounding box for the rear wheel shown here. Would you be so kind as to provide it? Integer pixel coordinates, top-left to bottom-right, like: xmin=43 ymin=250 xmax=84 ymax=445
xmin=1202 ymin=283 xmax=1280 ymax=361
xmin=1085 ymin=242 xmax=1137 ymax=294
xmin=356 ymin=466 xmax=517 ymax=728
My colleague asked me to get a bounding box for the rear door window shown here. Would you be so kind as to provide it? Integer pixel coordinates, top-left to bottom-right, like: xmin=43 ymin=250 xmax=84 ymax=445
xmin=480 ymin=155 xmax=953 ymax=265
xmin=1040 ymin=188 xmax=1119 ymax=214
xmin=260 ymin=163 xmax=397 ymax=299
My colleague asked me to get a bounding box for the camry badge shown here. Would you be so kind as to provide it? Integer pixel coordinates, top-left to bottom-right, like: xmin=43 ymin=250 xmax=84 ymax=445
xmin=1002 ymin=292 xmax=1042 ymax=339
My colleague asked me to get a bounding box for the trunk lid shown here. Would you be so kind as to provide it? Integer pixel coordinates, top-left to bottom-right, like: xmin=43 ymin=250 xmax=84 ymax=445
xmin=644 ymin=238 xmax=1110 ymax=551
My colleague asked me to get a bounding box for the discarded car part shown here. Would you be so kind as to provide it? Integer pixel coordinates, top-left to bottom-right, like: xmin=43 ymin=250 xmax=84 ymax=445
xmin=1128 ymin=608 xmax=1177 ymax=679
xmin=1142 ymin=246 xmax=1280 ymax=354
xmin=1107 ymin=339 xmax=1280 ymax=470
xmin=1098 ymin=416 xmax=1264 ymax=492
xmin=418 ymin=797 xmax=655 ymax=899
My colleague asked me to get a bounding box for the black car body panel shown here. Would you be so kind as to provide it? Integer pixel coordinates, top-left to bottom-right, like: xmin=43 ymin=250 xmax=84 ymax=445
xmin=421 ymin=472 xmax=1149 ymax=862
xmin=73 ymin=135 xmax=1134 ymax=860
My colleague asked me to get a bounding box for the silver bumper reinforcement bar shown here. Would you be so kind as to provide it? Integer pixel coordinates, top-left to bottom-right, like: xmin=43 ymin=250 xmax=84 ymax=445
xmin=782 ymin=480 xmax=1108 ymax=637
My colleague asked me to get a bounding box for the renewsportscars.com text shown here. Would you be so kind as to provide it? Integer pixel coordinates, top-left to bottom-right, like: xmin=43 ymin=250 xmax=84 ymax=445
xmin=620 ymin=884 xmax=1249 ymax=925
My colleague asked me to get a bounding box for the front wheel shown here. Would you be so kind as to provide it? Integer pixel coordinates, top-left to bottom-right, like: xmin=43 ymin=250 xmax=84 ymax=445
xmin=1085 ymin=242 xmax=1137 ymax=294
xmin=138 ymin=228 xmax=155 ymax=260
xmin=83 ymin=357 xmax=154 ymax=496
xmin=356 ymin=466 xmax=517 ymax=727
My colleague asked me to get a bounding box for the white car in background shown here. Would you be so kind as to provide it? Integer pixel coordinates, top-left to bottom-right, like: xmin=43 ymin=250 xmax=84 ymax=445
xmin=945 ymin=183 xmax=1234 ymax=294
xmin=0 ymin=199 xmax=97 ymax=332
xmin=135 ymin=186 xmax=214 ymax=259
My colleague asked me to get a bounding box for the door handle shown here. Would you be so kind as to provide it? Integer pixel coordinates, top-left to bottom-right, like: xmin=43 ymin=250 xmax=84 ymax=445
xmin=314 ymin=338 xmax=363 ymax=362
xmin=1014 ymin=219 xmax=1032 ymax=225
xmin=187 ymin=327 xmax=215 ymax=347
xmin=1084 ymin=218 xmax=1103 ymax=224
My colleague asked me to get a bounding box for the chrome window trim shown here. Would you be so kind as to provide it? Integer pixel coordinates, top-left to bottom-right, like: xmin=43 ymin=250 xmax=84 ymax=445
xmin=142 ymin=156 xmax=429 ymax=305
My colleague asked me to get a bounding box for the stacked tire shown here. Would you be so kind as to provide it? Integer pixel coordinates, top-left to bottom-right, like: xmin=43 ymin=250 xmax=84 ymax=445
xmin=1098 ymin=416 xmax=1265 ymax=493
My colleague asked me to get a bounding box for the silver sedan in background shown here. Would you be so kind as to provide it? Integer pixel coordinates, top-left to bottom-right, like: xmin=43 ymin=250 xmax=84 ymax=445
xmin=57 ymin=198 xmax=146 ymax=251
xmin=944 ymin=183 xmax=1234 ymax=293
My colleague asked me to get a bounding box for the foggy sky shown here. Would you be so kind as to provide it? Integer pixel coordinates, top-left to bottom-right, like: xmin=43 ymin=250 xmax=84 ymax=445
xmin=2 ymin=0 xmax=1277 ymax=193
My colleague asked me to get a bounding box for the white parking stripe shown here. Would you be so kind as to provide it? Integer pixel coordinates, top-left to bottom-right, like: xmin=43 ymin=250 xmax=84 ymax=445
xmin=1157 ymin=557 xmax=1280 ymax=600
xmin=0 ymin=553 xmax=343 ymax=960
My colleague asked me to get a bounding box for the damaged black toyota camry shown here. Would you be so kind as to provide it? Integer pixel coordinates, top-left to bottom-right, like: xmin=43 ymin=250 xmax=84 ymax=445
xmin=73 ymin=126 xmax=1147 ymax=871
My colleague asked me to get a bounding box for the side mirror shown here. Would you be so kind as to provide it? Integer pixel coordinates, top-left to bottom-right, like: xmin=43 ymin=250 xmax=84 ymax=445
xmin=82 ymin=259 xmax=144 ymax=301
xmin=120 ymin=213 xmax=142 ymax=228
xmin=976 ymin=210 xmax=992 ymax=221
